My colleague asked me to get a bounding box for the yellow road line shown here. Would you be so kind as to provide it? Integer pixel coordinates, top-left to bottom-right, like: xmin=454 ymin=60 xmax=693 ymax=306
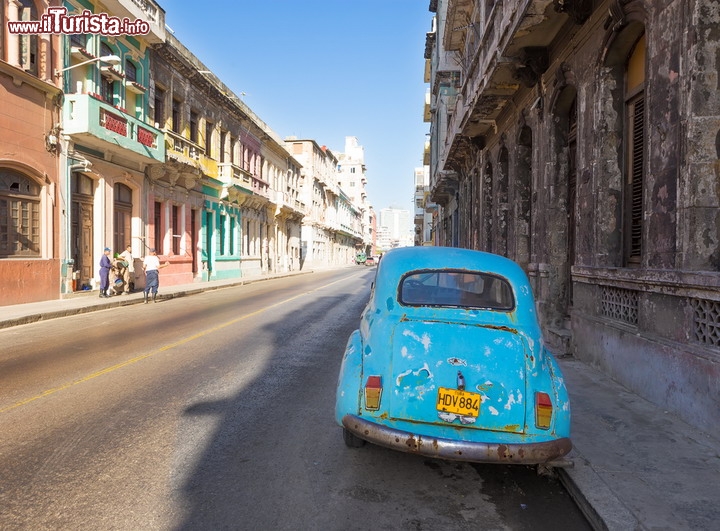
xmin=1 ymin=272 xmax=364 ymax=414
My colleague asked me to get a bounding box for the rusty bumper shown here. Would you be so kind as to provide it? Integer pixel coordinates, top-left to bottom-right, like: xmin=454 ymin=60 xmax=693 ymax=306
xmin=342 ymin=414 xmax=572 ymax=465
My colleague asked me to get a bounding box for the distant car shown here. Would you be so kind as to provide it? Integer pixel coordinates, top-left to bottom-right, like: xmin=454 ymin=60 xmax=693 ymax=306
xmin=335 ymin=246 xmax=571 ymax=465
xmin=355 ymin=253 xmax=367 ymax=265
xmin=365 ymin=256 xmax=376 ymax=266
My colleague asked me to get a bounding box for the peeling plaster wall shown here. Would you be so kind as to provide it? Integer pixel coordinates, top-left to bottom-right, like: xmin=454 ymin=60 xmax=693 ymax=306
xmin=433 ymin=0 xmax=720 ymax=436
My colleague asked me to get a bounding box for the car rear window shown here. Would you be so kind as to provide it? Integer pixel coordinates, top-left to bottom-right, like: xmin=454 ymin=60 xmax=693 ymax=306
xmin=399 ymin=270 xmax=515 ymax=310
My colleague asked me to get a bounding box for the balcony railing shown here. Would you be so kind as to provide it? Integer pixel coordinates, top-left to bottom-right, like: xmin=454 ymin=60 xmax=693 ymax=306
xmin=166 ymin=130 xmax=204 ymax=162
xmin=63 ymin=93 xmax=164 ymax=163
xmin=217 ymin=162 xmax=270 ymax=199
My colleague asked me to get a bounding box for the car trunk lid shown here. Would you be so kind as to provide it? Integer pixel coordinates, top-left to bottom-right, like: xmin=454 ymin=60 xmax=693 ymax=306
xmin=387 ymin=319 xmax=527 ymax=434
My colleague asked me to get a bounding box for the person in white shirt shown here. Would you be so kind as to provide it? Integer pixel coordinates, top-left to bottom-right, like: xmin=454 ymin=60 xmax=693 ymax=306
xmin=142 ymin=248 xmax=169 ymax=303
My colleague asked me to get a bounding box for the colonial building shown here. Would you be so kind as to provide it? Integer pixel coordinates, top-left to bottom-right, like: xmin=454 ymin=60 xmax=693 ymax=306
xmin=286 ymin=138 xmax=363 ymax=268
xmin=426 ymin=0 xmax=720 ymax=439
xmin=149 ymin=33 xmax=304 ymax=284
xmin=59 ymin=0 xmax=166 ymax=293
xmin=1 ymin=0 xmax=63 ymax=304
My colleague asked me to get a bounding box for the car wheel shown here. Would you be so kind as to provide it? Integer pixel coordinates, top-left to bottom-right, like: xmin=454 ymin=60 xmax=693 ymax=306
xmin=343 ymin=428 xmax=366 ymax=448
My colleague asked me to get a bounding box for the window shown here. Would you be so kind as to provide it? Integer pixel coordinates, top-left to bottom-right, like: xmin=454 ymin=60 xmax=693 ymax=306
xmin=70 ymin=34 xmax=87 ymax=49
xmin=172 ymin=205 xmax=180 ymax=255
xmin=113 ymin=183 xmax=132 ymax=253
xmin=624 ymin=34 xmax=646 ymax=266
xmin=100 ymin=76 xmax=114 ymax=104
xmin=205 ymin=120 xmax=213 ymax=158
xmin=124 ymin=59 xmax=137 ymax=82
xmin=18 ymin=0 xmax=38 ymax=75
xmin=100 ymin=43 xmax=116 ymax=105
xmin=400 ymin=270 xmax=514 ymax=310
xmin=220 ymin=130 xmax=227 ymax=163
xmin=230 ymin=217 xmax=236 ymax=255
xmin=154 ymin=87 xmax=165 ymax=128
xmin=0 ymin=7 xmax=5 ymax=58
xmin=153 ymin=201 xmax=162 ymax=252
xmin=0 ymin=169 xmax=41 ymax=257
xmin=219 ymin=213 xmax=226 ymax=255
xmin=190 ymin=111 xmax=198 ymax=143
xmin=171 ymin=98 xmax=181 ymax=134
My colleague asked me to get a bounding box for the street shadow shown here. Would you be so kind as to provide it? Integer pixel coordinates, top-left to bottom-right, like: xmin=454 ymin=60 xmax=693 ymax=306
xmin=172 ymin=274 xmax=372 ymax=530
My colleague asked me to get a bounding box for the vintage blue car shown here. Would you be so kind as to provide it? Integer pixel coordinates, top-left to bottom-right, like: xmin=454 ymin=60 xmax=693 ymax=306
xmin=335 ymin=246 xmax=571 ymax=465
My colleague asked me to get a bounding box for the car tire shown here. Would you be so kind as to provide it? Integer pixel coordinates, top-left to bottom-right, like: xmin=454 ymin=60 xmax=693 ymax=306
xmin=343 ymin=428 xmax=366 ymax=448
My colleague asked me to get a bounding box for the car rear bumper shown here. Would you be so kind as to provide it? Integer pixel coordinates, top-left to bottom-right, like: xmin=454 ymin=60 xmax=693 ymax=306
xmin=342 ymin=414 xmax=572 ymax=465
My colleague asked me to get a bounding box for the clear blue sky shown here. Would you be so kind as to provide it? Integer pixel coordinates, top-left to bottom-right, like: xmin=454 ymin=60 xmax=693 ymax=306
xmin=164 ymin=1 xmax=431 ymax=212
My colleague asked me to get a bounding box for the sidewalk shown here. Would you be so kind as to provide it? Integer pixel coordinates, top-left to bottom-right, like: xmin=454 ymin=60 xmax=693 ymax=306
xmin=0 ymin=270 xmax=307 ymax=330
xmin=555 ymin=356 xmax=720 ymax=531
xmin=2 ymin=276 xmax=719 ymax=531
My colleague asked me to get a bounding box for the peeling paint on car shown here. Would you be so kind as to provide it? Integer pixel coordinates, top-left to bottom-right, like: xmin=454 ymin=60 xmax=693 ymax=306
xmin=402 ymin=329 xmax=432 ymax=352
xmin=396 ymin=362 xmax=433 ymax=390
xmin=439 ymin=411 xmax=478 ymax=425
xmin=504 ymin=392 xmax=522 ymax=410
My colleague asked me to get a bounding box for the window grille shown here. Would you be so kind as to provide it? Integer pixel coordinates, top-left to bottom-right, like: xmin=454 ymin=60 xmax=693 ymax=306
xmin=601 ymin=286 xmax=639 ymax=325
xmin=690 ymin=298 xmax=720 ymax=348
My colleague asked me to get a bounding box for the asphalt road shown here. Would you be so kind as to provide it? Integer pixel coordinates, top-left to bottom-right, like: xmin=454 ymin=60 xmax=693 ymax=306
xmin=0 ymin=268 xmax=589 ymax=530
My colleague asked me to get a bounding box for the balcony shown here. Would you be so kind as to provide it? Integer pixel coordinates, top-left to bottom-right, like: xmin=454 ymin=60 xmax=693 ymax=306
xmin=166 ymin=130 xmax=204 ymax=164
xmin=63 ymin=93 xmax=164 ymax=164
xmin=442 ymin=0 xmax=582 ymax=167
xmin=218 ymin=162 xmax=271 ymax=203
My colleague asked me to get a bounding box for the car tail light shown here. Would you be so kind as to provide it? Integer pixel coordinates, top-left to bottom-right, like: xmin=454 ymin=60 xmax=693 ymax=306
xmin=535 ymin=392 xmax=553 ymax=429
xmin=364 ymin=376 xmax=382 ymax=411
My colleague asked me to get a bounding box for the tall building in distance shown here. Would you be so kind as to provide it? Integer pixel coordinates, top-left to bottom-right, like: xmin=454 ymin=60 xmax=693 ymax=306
xmin=378 ymin=207 xmax=413 ymax=251
xmin=336 ymin=136 xmax=374 ymax=256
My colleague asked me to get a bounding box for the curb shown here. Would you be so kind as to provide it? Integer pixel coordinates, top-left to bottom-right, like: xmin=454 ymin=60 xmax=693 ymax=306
xmin=557 ymin=452 xmax=640 ymax=531
xmin=0 ymin=270 xmax=316 ymax=331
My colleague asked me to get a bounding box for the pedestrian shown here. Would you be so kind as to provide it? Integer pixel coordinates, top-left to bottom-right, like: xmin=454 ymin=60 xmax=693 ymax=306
xmin=99 ymin=247 xmax=112 ymax=298
xmin=117 ymin=244 xmax=134 ymax=294
xmin=142 ymin=248 xmax=170 ymax=303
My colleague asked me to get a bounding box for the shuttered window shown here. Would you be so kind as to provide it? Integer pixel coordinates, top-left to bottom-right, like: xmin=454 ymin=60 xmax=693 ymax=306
xmin=627 ymin=95 xmax=645 ymax=264
xmin=624 ymin=34 xmax=646 ymax=267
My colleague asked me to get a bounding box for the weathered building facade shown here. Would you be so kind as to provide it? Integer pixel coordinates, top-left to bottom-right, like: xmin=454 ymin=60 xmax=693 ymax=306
xmin=149 ymin=33 xmax=304 ymax=284
xmin=427 ymin=0 xmax=720 ymax=439
xmin=1 ymin=0 xmax=63 ymax=304
xmin=59 ymin=0 xmax=166 ymax=294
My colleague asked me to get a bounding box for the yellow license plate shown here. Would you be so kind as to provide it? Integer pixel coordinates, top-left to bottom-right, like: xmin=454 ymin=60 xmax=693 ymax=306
xmin=437 ymin=387 xmax=481 ymax=417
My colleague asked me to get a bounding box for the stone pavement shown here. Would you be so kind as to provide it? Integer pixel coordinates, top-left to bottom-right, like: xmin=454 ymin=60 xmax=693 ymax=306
xmin=1 ymin=273 xmax=719 ymax=531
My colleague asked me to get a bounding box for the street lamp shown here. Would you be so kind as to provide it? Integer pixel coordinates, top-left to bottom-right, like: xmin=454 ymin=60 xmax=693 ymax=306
xmin=54 ymin=54 xmax=121 ymax=78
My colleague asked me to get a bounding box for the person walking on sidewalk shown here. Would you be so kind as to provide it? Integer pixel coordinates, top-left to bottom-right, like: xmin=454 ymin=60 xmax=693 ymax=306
xmin=142 ymin=248 xmax=170 ymax=303
xmin=99 ymin=247 xmax=112 ymax=298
